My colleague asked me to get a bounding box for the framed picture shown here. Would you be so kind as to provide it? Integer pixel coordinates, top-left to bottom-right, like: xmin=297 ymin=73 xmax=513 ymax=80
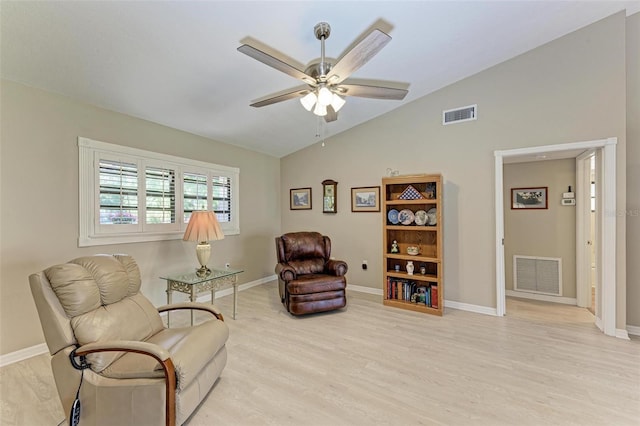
xmin=351 ymin=186 xmax=381 ymax=212
xmin=290 ymin=187 xmax=312 ymax=210
xmin=511 ymin=187 xmax=548 ymax=209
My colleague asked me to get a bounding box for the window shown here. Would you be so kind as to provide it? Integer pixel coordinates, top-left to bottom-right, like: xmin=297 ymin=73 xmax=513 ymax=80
xmin=183 ymin=172 xmax=208 ymax=222
xmin=145 ymin=166 xmax=176 ymax=225
xmin=99 ymin=159 xmax=138 ymax=225
xmin=79 ymin=137 xmax=239 ymax=247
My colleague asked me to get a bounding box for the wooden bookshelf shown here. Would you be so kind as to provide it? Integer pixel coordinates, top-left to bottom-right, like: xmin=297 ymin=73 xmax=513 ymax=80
xmin=382 ymin=174 xmax=443 ymax=315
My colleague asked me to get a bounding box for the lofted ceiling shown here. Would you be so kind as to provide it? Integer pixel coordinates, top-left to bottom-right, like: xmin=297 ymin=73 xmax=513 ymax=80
xmin=2 ymin=1 xmax=638 ymax=158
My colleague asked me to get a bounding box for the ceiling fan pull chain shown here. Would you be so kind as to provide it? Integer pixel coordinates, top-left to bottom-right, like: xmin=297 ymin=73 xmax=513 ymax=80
xmin=316 ymin=116 xmax=326 ymax=147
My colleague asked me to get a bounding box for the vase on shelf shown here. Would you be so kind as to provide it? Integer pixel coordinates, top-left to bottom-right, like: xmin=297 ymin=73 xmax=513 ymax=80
xmin=406 ymin=261 xmax=414 ymax=275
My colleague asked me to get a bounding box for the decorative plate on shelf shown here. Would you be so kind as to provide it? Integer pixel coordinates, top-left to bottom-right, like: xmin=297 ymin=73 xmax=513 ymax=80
xmin=427 ymin=207 xmax=437 ymax=226
xmin=414 ymin=210 xmax=428 ymax=226
xmin=387 ymin=209 xmax=399 ymax=225
xmin=398 ymin=209 xmax=415 ymax=225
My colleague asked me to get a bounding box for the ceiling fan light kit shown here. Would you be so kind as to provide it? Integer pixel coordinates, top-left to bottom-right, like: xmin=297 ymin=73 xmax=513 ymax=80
xmin=238 ymin=21 xmax=408 ymax=122
xmin=300 ymin=86 xmax=346 ymax=117
xmin=300 ymin=92 xmax=317 ymax=111
xmin=314 ymin=102 xmax=327 ymax=117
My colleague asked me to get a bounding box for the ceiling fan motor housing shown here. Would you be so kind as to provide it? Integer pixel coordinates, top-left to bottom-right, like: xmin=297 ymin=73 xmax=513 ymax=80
xmin=305 ymin=62 xmax=332 ymax=82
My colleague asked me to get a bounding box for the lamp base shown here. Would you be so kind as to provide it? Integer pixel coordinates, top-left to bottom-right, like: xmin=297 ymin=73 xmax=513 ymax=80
xmin=196 ymin=266 xmax=211 ymax=277
xmin=195 ymin=242 xmax=212 ymax=277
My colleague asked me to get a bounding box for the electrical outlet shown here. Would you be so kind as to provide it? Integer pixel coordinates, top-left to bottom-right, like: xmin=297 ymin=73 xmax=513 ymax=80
xmin=362 ymin=260 xmax=368 ymax=270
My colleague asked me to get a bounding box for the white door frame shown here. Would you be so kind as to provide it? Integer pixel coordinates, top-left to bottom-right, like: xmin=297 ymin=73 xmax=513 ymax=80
xmin=494 ymin=138 xmax=617 ymax=337
xmin=575 ymin=150 xmax=595 ymax=309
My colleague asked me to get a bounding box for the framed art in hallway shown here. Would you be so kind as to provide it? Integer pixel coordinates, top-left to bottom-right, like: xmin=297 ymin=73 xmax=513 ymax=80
xmin=511 ymin=187 xmax=548 ymax=209
xmin=351 ymin=186 xmax=380 ymax=212
xmin=290 ymin=187 xmax=312 ymax=210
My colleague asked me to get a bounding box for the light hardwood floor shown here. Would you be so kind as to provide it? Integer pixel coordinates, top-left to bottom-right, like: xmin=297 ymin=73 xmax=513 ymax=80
xmin=1 ymin=281 xmax=638 ymax=426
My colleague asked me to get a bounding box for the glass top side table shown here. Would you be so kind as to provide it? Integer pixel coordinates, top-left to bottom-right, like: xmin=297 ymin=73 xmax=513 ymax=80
xmin=161 ymin=268 xmax=243 ymax=325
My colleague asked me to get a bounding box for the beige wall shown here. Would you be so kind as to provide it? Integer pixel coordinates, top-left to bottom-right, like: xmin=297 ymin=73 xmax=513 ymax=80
xmin=281 ymin=12 xmax=629 ymax=326
xmin=503 ymin=160 xmax=576 ymax=297
xmin=0 ymin=80 xmax=281 ymax=355
xmin=626 ymin=12 xmax=640 ymax=328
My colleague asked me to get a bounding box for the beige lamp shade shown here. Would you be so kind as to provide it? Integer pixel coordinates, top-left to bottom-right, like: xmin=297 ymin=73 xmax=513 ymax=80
xmin=183 ymin=211 xmax=225 ymax=243
xmin=183 ymin=211 xmax=224 ymax=276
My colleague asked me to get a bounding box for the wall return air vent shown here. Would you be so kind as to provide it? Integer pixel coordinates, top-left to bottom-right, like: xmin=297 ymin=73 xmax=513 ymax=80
xmin=442 ymin=104 xmax=477 ymax=125
xmin=513 ymin=255 xmax=562 ymax=296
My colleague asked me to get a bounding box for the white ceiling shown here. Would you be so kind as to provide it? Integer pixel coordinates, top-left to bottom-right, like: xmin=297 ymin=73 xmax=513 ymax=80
xmin=2 ymin=1 xmax=638 ymax=158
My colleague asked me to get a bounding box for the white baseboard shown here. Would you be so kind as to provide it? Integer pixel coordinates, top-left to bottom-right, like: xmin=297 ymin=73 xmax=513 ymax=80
xmin=626 ymin=325 xmax=640 ymax=337
xmin=506 ymin=289 xmax=577 ymax=305
xmin=0 ymin=343 xmax=48 ymax=368
xmin=616 ymin=328 xmax=631 ymax=340
xmin=347 ymin=285 xmax=497 ymax=316
xmin=348 ymin=284 xmax=382 ymax=295
xmin=196 ymin=274 xmax=276 ymax=303
xmin=444 ymin=300 xmax=498 ymax=316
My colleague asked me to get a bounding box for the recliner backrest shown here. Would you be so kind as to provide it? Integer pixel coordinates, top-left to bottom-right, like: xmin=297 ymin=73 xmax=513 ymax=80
xmin=33 ymin=254 xmax=163 ymax=372
xmin=277 ymin=232 xmax=331 ymax=275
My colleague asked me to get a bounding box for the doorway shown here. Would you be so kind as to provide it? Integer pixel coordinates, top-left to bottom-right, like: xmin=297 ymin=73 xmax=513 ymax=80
xmin=494 ymin=138 xmax=618 ymax=337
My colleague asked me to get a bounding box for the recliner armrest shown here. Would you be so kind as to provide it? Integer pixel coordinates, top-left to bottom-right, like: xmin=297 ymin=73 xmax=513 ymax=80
xmin=326 ymin=259 xmax=348 ymax=276
xmin=76 ymin=340 xmax=171 ymax=362
xmin=158 ymin=302 xmax=224 ymax=321
xmin=276 ymin=263 xmax=296 ymax=281
xmin=75 ymin=340 xmax=176 ymax=426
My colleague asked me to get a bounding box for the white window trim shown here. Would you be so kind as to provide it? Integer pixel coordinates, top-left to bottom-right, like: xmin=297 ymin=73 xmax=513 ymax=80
xmin=79 ymin=137 xmax=239 ymax=247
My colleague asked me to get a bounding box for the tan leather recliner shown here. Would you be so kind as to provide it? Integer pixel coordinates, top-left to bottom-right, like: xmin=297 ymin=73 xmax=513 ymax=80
xmin=275 ymin=232 xmax=348 ymax=315
xmin=29 ymin=254 xmax=229 ymax=426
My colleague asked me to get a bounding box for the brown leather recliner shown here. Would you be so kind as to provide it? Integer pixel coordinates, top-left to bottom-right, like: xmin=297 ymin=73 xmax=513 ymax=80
xmin=275 ymin=232 xmax=348 ymax=315
xmin=29 ymin=254 xmax=229 ymax=426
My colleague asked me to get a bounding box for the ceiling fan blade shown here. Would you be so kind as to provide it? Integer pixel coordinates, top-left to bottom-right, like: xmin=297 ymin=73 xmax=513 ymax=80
xmin=324 ymin=105 xmax=338 ymax=123
xmin=327 ymin=29 xmax=391 ymax=85
xmin=249 ymin=85 xmax=310 ymax=108
xmin=338 ymin=83 xmax=408 ymax=100
xmin=238 ymin=44 xmax=315 ymax=84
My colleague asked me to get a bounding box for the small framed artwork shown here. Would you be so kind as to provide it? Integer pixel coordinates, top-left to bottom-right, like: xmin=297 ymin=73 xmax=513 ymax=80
xmin=351 ymin=186 xmax=381 ymax=212
xmin=511 ymin=187 xmax=548 ymax=209
xmin=290 ymin=187 xmax=312 ymax=210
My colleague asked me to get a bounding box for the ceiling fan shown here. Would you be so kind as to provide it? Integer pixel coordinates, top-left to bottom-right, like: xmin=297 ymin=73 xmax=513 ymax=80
xmin=238 ymin=22 xmax=409 ymax=122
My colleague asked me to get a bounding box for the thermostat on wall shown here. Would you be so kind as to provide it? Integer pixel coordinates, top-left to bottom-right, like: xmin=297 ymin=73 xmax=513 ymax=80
xmin=563 ymin=186 xmax=574 ymax=199
xmin=561 ymin=199 xmax=576 ymax=206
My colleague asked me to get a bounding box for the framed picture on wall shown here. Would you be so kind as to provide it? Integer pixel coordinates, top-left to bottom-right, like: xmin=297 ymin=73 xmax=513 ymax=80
xmin=511 ymin=187 xmax=548 ymax=209
xmin=351 ymin=186 xmax=381 ymax=212
xmin=290 ymin=187 xmax=312 ymax=210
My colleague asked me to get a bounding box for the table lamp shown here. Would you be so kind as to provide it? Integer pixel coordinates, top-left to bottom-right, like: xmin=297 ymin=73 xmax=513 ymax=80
xmin=183 ymin=211 xmax=225 ymax=277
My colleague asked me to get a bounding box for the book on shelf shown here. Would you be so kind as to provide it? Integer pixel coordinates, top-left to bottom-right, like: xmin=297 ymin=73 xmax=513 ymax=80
xmin=430 ymin=284 xmax=438 ymax=309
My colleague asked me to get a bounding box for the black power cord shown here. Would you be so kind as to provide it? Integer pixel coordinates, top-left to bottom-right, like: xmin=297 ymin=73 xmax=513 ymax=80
xmin=69 ymin=349 xmax=91 ymax=426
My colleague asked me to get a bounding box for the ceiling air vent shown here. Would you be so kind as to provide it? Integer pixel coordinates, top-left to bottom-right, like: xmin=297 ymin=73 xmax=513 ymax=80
xmin=442 ymin=104 xmax=477 ymax=125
